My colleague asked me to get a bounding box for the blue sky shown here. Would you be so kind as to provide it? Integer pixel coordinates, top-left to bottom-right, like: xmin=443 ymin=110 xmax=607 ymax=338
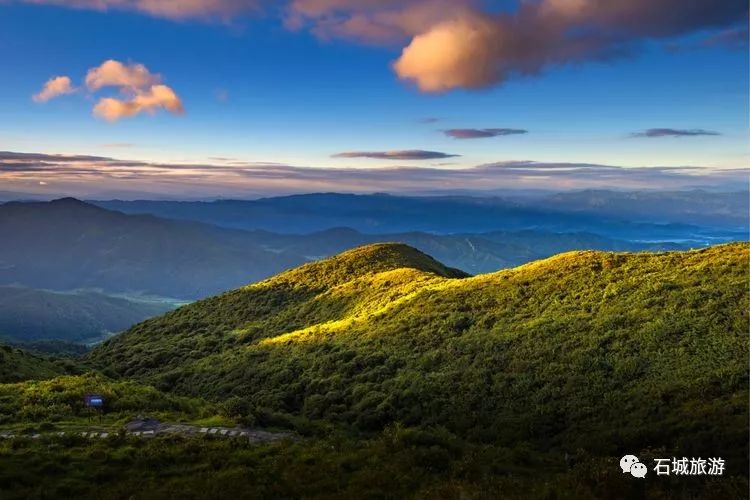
xmin=0 ymin=1 xmax=747 ymax=197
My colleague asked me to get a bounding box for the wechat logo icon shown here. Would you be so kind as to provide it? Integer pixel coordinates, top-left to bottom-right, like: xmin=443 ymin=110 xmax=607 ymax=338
xmin=620 ymin=455 xmax=647 ymax=478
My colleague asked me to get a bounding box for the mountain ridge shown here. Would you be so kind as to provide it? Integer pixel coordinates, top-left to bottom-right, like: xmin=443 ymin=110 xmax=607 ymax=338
xmin=89 ymin=242 xmax=748 ymax=469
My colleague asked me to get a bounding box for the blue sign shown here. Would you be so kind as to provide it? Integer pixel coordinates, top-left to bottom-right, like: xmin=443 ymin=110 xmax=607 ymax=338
xmin=84 ymin=394 xmax=104 ymax=407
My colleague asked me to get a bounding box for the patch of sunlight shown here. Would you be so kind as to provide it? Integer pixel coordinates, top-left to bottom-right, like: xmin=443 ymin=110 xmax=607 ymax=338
xmin=258 ymin=275 xmax=456 ymax=347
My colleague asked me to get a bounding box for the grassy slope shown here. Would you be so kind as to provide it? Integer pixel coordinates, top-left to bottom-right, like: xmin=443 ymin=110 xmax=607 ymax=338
xmin=91 ymin=244 xmax=466 ymax=377
xmin=0 ymin=345 xmax=69 ymax=383
xmin=0 ymin=372 xmax=212 ymax=427
xmin=89 ymin=243 xmax=749 ymax=467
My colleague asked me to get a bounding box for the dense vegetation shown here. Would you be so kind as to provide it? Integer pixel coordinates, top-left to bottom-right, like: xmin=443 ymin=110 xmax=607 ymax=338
xmin=2 ymin=243 xmax=746 ymax=498
xmin=0 ymin=286 xmax=177 ymax=344
xmin=0 ymin=372 xmax=211 ymax=425
xmin=0 ymin=344 xmax=72 ymax=383
xmin=3 ymin=428 xmax=745 ymax=499
xmin=90 ymin=244 xmax=749 ymax=471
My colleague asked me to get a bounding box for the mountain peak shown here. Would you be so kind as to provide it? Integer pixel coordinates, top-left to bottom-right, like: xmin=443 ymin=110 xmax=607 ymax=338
xmin=268 ymin=243 xmax=468 ymax=290
xmin=50 ymin=197 xmax=89 ymax=206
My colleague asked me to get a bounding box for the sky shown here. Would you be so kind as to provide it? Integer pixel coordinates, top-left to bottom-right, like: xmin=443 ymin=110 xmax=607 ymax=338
xmin=0 ymin=0 xmax=748 ymax=198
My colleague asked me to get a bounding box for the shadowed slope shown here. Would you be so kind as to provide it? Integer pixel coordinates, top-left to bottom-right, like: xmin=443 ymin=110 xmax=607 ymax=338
xmin=0 ymin=344 xmax=68 ymax=383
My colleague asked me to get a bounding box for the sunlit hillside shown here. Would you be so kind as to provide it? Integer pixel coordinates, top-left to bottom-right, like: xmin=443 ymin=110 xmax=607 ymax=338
xmin=90 ymin=243 xmax=749 ymax=464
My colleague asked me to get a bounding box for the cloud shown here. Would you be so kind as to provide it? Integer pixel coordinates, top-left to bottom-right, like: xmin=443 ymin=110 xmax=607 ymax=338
xmin=1 ymin=151 xmax=747 ymax=198
xmin=393 ymin=0 xmax=748 ymax=92
xmin=333 ymin=150 xmax=459 ymax=160
xmin=86 ymin=60 xmax=184 ymax=121
xmin=34 ymin=60 xmax=184 ymax=122
xmin=287 ymin=0 xmax=747 ymax=92
xmin=15 ymin=0 xmax=750 ymax=92
xmin=214 ymin=88 xmax=230 ymax=102
xmin=93 ymin=84 xmax=184 ymax=121
xmin=15 ymin=0 xmax=261 ymax=21
xmin=85 ymin=60 xmax=160 ymax=91
xmin=32 ymin=76 xmax=76 ymax=103
xmin=630 ymin=128 xmax=721 ymax=138
xmin=444 ymin=128 xmax=528 ymax=139
xmin=700 ymin=27 xmax=749 ymax=50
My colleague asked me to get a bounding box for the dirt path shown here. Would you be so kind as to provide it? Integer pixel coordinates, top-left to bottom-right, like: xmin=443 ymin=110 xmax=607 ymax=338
xmin=0 ymin=418 xmax=292 ymax=443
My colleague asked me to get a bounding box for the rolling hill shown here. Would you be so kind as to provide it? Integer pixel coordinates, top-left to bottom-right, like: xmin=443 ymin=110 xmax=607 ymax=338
xmin=90 ymin=243 xmax=749 ymax=472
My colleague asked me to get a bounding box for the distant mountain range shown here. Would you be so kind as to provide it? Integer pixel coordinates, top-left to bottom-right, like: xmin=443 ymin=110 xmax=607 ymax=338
xmin=1 ymin=198 xmax=697 ymax=301
xmin=534 ymin=189 xmax=749 ymax=228
xmin=94 ymin=190 xmax=748 ymax=238
xmin=0 ymin=198 xmax=303 ymax=299
xmin=1 ymin=194 xmax=745 ymax=344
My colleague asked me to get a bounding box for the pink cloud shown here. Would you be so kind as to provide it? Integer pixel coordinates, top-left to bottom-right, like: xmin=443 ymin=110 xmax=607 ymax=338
xmin=19 ymin=0 xmax=260 ymax=21
xmin=32 ymin=76 xmax=76 ymax=103
xmin=85 ymin=60 xmax=161 ymax=91
xmin=34 ymin=60 xmax=184 ymax=121
xmin=93 ymin=84 xmax=184 ymax=121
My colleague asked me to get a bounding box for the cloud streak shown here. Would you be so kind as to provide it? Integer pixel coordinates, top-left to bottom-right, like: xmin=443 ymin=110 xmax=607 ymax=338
xmin=32 ymin=76 xmax=76 ymax=103
xmin=630 ymin=128 xmax=721 ymax=138
xmin=14 ymin=0 xmax=261 ymax=21
xmin=1 ymin=151 xmax=746 ymax=199
xmin=444 ymin=128 xmax=528 ymax=139
xmin=333 ymin=150 xmax=459 ymax=160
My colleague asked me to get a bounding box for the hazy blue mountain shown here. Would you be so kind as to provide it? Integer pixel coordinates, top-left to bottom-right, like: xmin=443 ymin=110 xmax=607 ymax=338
xmin=0 ymin=198 xmax=304 ymax=299
xmin=0 ymin=286 xmax=178 ymax=344
xmin=0 ymin=199 xmax=697 ymax=307
xmin=94 ymin=192 xmax=745 ymax=242
xmin=534 ymin=189 xmax=749 ymax=228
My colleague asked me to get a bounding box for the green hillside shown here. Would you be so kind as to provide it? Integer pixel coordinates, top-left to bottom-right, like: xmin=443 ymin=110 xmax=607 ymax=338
xmin=0 ymin=372 xmax=211 ymax=425
xmin=90 ymin=243 xmax=749 ymax=469
xmin=0 ymin=344 xmax=70 ymax=383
